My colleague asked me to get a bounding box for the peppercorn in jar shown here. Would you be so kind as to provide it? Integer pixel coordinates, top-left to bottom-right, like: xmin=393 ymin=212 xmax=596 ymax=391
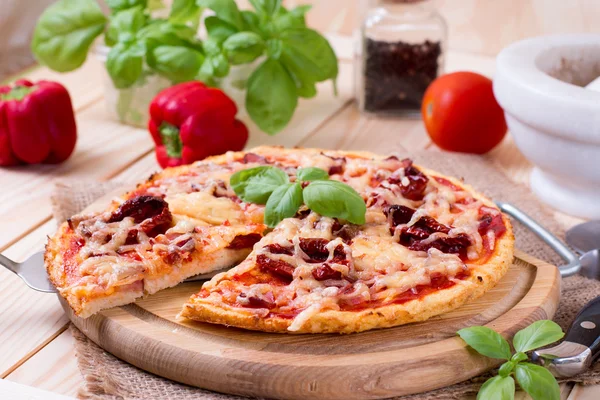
xmin=356 ymin=0 xmax=447 ymax=116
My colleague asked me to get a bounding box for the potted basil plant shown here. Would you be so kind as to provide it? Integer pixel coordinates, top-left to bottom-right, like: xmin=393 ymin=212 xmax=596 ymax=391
xmin=31 ymin=0 xmax=339 ymax=134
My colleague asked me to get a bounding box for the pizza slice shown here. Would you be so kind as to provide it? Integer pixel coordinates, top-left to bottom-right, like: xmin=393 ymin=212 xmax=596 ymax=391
xmin=180 ymin=152 xmax=513 ymax=333
xmin=45 ymin=155 xmax=268 ymax=318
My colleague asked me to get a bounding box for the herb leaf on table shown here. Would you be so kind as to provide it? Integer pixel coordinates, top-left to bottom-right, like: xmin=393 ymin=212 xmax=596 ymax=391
xmin=458 ymin=320 xmax=563 ymax=400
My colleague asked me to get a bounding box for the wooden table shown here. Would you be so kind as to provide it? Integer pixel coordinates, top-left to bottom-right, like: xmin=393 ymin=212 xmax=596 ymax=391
xmin=0 ymin=21 xmax=596 ymax=400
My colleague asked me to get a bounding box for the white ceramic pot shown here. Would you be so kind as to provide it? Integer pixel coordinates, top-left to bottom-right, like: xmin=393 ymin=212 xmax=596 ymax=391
xmin=494 ymin=34 xmax=600 ymax=219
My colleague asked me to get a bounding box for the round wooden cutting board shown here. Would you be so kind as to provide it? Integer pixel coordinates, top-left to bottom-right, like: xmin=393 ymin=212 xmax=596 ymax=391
xmin=62 ymin=250 xmax=560 ymax=400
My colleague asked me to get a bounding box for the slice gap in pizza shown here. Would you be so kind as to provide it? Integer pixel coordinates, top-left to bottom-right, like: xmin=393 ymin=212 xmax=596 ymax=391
xmin=180 ymin=150 xmax=513 ymax=333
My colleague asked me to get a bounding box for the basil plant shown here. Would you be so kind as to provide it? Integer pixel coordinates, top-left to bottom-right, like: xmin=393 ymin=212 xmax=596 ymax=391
xmin=31 ymin=0 xmax=338 ymax=135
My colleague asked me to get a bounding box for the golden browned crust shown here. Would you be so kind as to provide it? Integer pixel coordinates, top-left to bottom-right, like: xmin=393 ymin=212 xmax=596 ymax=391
xmin=179 ymin=147 xmax=515 ymax=334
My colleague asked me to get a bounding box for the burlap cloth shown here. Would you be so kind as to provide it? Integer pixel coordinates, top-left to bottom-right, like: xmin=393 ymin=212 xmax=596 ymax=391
xmin=51 ymin=151 xmax=600 ymax=400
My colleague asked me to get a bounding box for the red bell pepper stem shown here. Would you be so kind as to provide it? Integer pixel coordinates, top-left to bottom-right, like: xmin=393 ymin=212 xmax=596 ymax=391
xmin=159 ymin=123 xmax=183 ymax=159
xmin=148 ymin=81 xmax=248 ymax=169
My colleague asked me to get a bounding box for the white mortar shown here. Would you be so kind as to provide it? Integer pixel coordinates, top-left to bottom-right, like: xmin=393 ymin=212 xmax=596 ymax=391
xmin=494 ymin=34 xmax=600 ymax=219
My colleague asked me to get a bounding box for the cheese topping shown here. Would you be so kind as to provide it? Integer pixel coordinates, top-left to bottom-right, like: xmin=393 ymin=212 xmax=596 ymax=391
xmin=197 ymin=152 xmax=504 ymax=331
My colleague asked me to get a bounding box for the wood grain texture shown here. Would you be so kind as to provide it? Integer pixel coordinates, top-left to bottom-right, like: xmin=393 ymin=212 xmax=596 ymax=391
xmin=63 ymin=251 xmax=560 ymax=399
xmin=0 ymin=220 xmax=67 ymax=377
xmin=5 ymin=329 xmax=80 ymax=398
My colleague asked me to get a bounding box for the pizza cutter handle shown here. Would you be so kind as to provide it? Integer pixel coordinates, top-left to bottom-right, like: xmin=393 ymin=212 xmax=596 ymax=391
xmin=495 ymin=202 xmax=581 ymax=277
xmin=531 ymin=296 xmax=600 ymax=377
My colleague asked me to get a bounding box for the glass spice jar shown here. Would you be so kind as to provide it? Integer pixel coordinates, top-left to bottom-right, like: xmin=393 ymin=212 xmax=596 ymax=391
xmin=356 ymin=0 xmax=447 ymax=116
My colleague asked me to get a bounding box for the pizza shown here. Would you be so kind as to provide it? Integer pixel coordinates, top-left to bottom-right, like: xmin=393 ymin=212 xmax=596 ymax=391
xmin=46 ymin=146 xmax=513 ymax=333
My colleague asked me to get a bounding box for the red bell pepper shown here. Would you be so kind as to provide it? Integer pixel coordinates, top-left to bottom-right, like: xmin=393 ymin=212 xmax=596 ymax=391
xmin=148 ymin=81 xmax=248 ymax=168
xmin=0 ymin=79 xmax=77 ymax=166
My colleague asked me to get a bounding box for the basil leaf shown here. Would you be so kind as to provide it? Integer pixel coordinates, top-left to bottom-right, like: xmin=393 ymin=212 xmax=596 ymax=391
xmin=246 ymin=58 xmax=298 ymax=135
xmin=513 ymin=320 xmax=564 ymax=353
xmin=287 ymin=69 xmax=317 ymax=98
xmin=106 ymin=6 xmax=147 ymax=46
xmin=230 ymin=166 xmax=289 ymax=204
xmin=240 ymin=11 xmax=262 ymax=35
xmin=297 ymin=167 xmax=328 ymax=182
xmin=498 ymin=361 xmax=516 ymax=378
xmin=266 ymin=39 xmax=283 ymax=59
xmin=223 ymin=32 xmax=265 ymax=65
xmin=476 ymin=376 xmax=515 ymax=400
xmin=303 ymin=180 xmax=366 ymax=225
xmin=31 ymin=0 xmax=107 ymax=72
xmin=296 ymin=79 xmax=317 ymax=98
xmin=264 ymin=182 xmax=303 ymax=227
xmin=197 ymin=0 xmax=243 ymax=30
xmin=148 ymin=0 xmax=166 ymax=11
xmin=205 ymin=16 xmax=238 ymax=43
xmin=169 ymin=0 xmax=203 ymax=30
xmin=457 ymin=327 xmax=512 ymax=360
xmin=273 ymin=5 xmax=311 ymax=31
xmin=208 ymin=54 xmax=230 ymax=77
xmin=249 ymin=0 xmax=282 ymax=17
xmin=515 ymin=363 xmax=560 ymax=400
xmin=106 ymin=41 xmax=145 ymax=89
xmin=146 ymin=44 xmax=204 ymax=83
xmin=279 ymin=28 xmax=338 ymax=83
xmin=106 ymin=0 xmax=147 ymax=13
xmin=511 ymin=352 xmax=527 ymax=363
xmin=138 ymin=20 xmax=198 ymax=45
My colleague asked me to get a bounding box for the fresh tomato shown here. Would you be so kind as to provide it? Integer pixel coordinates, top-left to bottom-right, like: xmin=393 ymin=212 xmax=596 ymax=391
xmin=421 ymin=72 xmax=507 ymax=154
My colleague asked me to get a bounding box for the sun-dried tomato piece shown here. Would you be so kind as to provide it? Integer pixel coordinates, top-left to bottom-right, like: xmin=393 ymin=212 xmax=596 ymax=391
xmin=322 ymin=153 xmax=346 ymax=175
xmin=408 ymin=233 xmax=472 ymax=258
xmin=312 ymin=264 xmax=343 ymax=281
xmin=227 ymin=233 xmax=262 ymax=249
xmin=140 ymin=206 xmax=172 ymax=237
xmin=256 ymin=254 xmax=295 ymax=282
xmin=418 ymin=216 xmax=450 ymax=234
xmin=383 ymin=205 xmax=416 ymax=227
xmin=332 ymin=221 xmax=359 ymax=243
xmin=299 ymin=238 xmax=330 ymax=262
xmin=242 ymin=152 xmax=267 ymax=164
xmin=244 ymin=294 xmax=275 ymax=309
xmin=125 ymin=229 xmax=138 ymax=245
xmin=394 ymin=159 xmax=430 ymax=201
xmin=331 ymin=244 xmax=348 ymax=264
xmin=478 ymin=213 xmax=506 ymax=238
xmin=109 ymin=195 xmax=167 ymax=224
xmin=108 ymin=196 xmax=172 ymax=237
xmin=264 ymin=243 xmax=294 ymax=255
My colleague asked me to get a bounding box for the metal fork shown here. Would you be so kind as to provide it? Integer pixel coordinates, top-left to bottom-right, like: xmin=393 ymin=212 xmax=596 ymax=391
xmin=0 ymin=251 xmax=223 ymax=293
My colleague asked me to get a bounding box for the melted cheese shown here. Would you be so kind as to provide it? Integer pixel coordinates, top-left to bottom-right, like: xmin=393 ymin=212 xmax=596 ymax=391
xmin=201 ymin=154 xmax=497 ymax=331
xmin=166 ymin=192 xmax=248 ymax=225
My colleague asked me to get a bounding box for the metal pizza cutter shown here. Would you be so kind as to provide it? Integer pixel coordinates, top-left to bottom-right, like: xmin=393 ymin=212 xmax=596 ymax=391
xmin=532 ymin=296 xmax=600 ymax=377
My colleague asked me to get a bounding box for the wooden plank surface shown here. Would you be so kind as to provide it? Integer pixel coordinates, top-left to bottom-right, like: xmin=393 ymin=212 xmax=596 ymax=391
xmin=5 ymin=329 xmax=80 ymax=398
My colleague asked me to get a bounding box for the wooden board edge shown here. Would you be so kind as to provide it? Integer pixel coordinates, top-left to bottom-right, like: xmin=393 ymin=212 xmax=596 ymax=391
xmin=61 ymin=252 xmax=561 ymax=399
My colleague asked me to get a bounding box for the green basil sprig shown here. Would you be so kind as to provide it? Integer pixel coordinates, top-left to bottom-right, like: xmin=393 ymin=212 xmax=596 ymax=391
xmin=230 ymin=166 xmax=366 ymax=228
xmin=199 ymin=0 xmax=338 ymax=134
xmin=457 ymin=320 xmax=564 ymax=400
